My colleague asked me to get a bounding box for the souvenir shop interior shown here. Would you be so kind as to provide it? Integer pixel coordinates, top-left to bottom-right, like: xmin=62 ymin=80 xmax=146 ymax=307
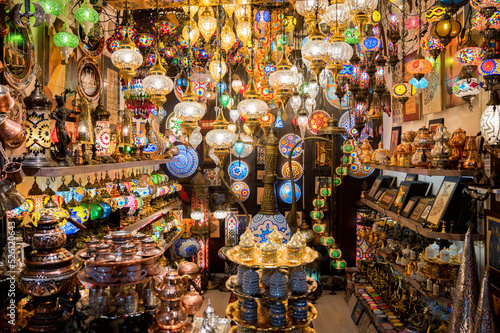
xmin=0 ymin=0 xmax=499 ymax=332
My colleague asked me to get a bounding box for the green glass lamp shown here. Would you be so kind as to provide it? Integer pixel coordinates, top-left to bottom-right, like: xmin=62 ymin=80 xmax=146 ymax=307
xmin=74 ymin=0 xmax=99 ymax=35
xmin=54 ymin=24 xmax=79 ymax=60
xmin=38 ymin=0 xmax=61 ymax=28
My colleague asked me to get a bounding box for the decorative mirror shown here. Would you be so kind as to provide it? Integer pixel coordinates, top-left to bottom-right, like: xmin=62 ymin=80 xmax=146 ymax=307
xmin=77 ymin=57 xmax=103 ymax=103
xmin=3 ymin=16 xmax=35 ymax=90
xmin=78 ymin=22 xmax=104 ymax=58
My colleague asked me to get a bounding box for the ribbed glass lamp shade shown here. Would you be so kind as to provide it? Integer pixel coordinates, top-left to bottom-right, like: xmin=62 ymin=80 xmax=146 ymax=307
xmin=74 ymin=0 xmax=99 ymax=35
xmin=302 ymin=38 xmax=333 ymax=62
xmin=345 ymin=0 xmax=378 ymax=14
xmin=143 ymin=57 xmax=174 ymax=96
xmin=174 ymin=101 xmax=205 ymax=122
xmin=206 ymin=128 xmax=237 ymax=149
xmin=221 ymin=25 xmax=236 ymax=51
xmin=209 ymin=53 xmax=228 ymax=82
xmin=328 ymin=41 xmax=353 ymax=62
xmin=237 ymin=99 xmax=268 ymax=120
xmin=190 ymin=209 xmax=204 ymax=221
xmin=198 ymin=7 xmax=217 ymax=42
xmin=236 ymin=21 xmax=252 ymax=46
xmin=481 ymin=105 xmax=500 ymax=145
xmin=234 ymin=4 xmax=251 ymax=21
xmin=295 ymin=0 xmax=329 ymax=17
xmin=323 ymin=3 xmax=349 ymax=26
xmin=214 ymin=209 xmax=228 ymax=220
xmin=269 ymin=69 xmax=300 ymax=92
xmin=54 ymin=25 xmax=79 ymax=60
xmin=182 ymin=20 xmax=200 ymax=46
xmin=111 ymin=38 xmax=143 ymax=71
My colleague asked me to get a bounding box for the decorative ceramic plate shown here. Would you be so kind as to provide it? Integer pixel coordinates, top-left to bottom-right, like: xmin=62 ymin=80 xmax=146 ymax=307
xmin=308 ymin=110 xmax=330 ymax=135
xmin=279 ymin=182 xmax=301 ymax=204
xmin=339 ymin=111 xmax=369 ymax=140
xmin=279 ymin=133 xmax=303 ymax=158
xmin=231 ymin=182 xmax=250 ymax=202
xmin=166 ymin=145 xmax=199 ymax=178
xmin=281 ymin=161 xmax=303 ymax=180
xmin=230 ymin=133 xmax=254 ymax=158
xmin=228 ymin=161 xmax=249 ymax=181
xmin=166 ymin=112 xmax=184 ymax=139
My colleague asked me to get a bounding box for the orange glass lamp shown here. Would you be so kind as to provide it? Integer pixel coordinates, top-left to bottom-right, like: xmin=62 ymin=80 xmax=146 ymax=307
xmin=431 ymin=13 xmax=461 ymax=47
xmin=406 ymin=54 xmax=433 ymax=80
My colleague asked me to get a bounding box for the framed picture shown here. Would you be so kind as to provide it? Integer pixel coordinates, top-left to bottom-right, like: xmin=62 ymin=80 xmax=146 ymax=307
xmin=390 ymin=181 xmax=411 ymax=213
xmin=390 ymin=126 xmax=402 ymax=154
xmin=315 ymin=141 xmax=332 ymax=167
xmin=419 ymin=198 xmax=435 ymax=224
xmin=374 ymin=189 xmax=386 ymax=202
xmin=4 ymin=16 xmax=35 ymax=90
xmin=426 ymin=177 xmax=460 ymax=227
xmin=351 ymin=301 xmax=364 ymax=325
xmin=410 ymin=198 xmax=428 ymax=221
xmin=103 ymin=56 xmax=120 ymax=124
xmin=367 ymin=177 xmax=383 ymax=199
xmin=485 ymin=209 xmax=500 ymax=274
xmin=257 ymin=187 xmax=265 ymax=205
xmin=379 ymin=189 xmax=398 ymax=210
xmin=429 ymin=118 xmax=445 ymax=136
xmin=257 ymin=170 xmax=265 ymax=181
xmin=405 ymin=174 xmax=417 ymax=182
xmin=401 ymin=196 xmax=420 ymax=218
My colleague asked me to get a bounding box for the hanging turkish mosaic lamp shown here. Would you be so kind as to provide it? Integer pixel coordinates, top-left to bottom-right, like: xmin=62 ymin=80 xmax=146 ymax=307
xmin=391 ymin=82 xmax=416 ymax=106
xmin=430 ymin=13 xmax=461 ymax=47
xmin=93 ymin=99 xmax=115 ymax=163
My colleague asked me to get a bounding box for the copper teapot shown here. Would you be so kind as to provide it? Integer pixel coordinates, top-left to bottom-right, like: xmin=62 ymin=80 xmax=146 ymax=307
xmin=153 ymin=270 xmax=185 ymax=301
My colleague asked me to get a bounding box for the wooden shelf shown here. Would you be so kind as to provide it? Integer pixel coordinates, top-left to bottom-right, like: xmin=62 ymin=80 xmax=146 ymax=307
xmin=374 ymin=251 xmax=452 ymax=305
xmin=361 ymin=198 xmax=484 ymax=241
xmin=123 ymin=201 xmax=183 ymax=232
xmin=22 ymin=159 xmax=173 ymax=177
xmin=362 ymin=163 xmax=477 ymax=177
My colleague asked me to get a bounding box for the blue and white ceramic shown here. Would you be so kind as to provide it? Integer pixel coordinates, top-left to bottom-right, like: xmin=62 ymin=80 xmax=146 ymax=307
xmin=166 ymin=145 xmax=199 ymax=178
xmin=174 ymin=237 xmax=201 ymax=257
xmin=228 ymin=161 xmax=249 ymax=181
xmin=279 ymin=182 xmax=301 ymax=204
xmin=249 ymin=213 xmax=291 ymax=243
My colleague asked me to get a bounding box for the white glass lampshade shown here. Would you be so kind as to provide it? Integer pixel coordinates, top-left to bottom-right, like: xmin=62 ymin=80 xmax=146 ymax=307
xmin=305 ymin=97 xmax=316 ymax=115
xmin=191 ymin=209 xmax=204 ymax=221
xmin=295 ymin=0 xmax=329 ymax=18
xmin=237 ymin=98 xmax=268 ymax=120
xmin=290 ymin=94 xmax=302 ymax=113
xmin=323 ymin=3 xmax=350 ymax=27
xmin=481 ymin=105 xmax=500 ymax=145
xmin=229 ymin=108 xmax=240 ymax=122
xmin=302 ymin=38 xmax=333 ymax=63
xmin=182 ymin=20 xmax=200 ymax=46
xmin=346 ymin=0 xmax=378 ymax=14
xmin=174 ymin=101 xmax=205 ymax=122
xmin=236 ymin=21 xmax=252 ymax=46
xmin=198 ymin=7 xmax=217 ymax=42
xmin=297 ymin=109 xmax=309 ymax=139
xmin=232 ymin=79 xmax=243 ymax=94
xmin=329 ymin=41 xmax=353 ymax=63
xmin=206 ymin=128 xmax=237 ymax=149
xmin=190 ymin=126 xmax=203 ymax=149
xmin=111 ymin=46 xmax=143 ymax=71
xmin=269 ymin=69 xmax=300 ymax=91
xmin=221 ymin=25 xmax=236 ymax=51
xmin=235 ymin=4 xmax=251 ymax=22
xmin=143 ymin=65 xmax=174 ymax=96
xmin=452 ymin=78 xmax=482 ymax=100
xmin=209 ymin=53 xmax=228 ymax=82
xmin=306 ymin=81 xmax=320 ymax=99
xmin=214 ymin=209 xmax=228 ymax=220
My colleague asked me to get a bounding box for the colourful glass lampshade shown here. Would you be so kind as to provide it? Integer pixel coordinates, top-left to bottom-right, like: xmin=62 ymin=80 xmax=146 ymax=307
xmin=54 ymin=24 xmax=79 ymax=60
xmin=406 ymin=56 xmax=433 ymax=79
xmin=38 ymin=0 xmax=61 ymax=28
xmin=344 ymin=28 xmax=360 ymax=44
xmin=319 ymin=236 xmax=335 ymax=247
xmin=234 ymin=137 xmax=245 ymax=156
xmin=74 ymin=0 xmax=99 ymax=35
xmin=455 ymin=45 xmax=486 ymax=68
xmin=55 ymin=178 xmax=72 ymax=204
xmin=332 ymin=259 xmax=347 ymax=269
xmin=391 ymin=83 xmax=416 ymax=105
xmin=360 ymin=36 xmax=382 ymax=53
xmin=477 ymin=59 xmax=500 ymax=78
xmin=313 ymin=222 xmax=327 ymax=234
xmin=409 ymin=77 xmax=429 ymax=90
xmin=430 ymin=14 xmax=461 ymax=47
xmin=421 ymin=35 xmax=445 ymax=59
xmin=425 ymin=6 xmax=447 ymax=23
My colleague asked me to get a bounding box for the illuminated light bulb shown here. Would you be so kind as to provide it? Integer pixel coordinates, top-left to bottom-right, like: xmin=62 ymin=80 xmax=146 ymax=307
xmin=305 ymin=97 xmax=316 ymax=115
xmin=190 ymin=208 xmax=204 ymax=221
xmin=190 ymin=126 xmax=203 ymax=150
xmin=306 ymin=80 xmax=319 ymax=99
xmin=227 ymin=123 xmax=237 ymax=132
xmin=229 ymin=109 xmax=240 ymax=122
xmin=235 ymin=4 xmax=251 ymax=22
xmin=234 ymin=137 xmax=245 ymax=156
xmin=182 ymin=5 xmax=199 ymax=18
xmin=232 ymin=78 xmax=243 ymax=94
xmin=209 ymin=53 xmax=228 ymax=82
xmin=290 ymin=93 xmax=302 ymax=115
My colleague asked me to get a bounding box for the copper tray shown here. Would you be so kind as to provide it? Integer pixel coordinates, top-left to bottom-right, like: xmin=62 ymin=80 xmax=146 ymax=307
xmin=75 ymin=246 xmax=165 ymax=267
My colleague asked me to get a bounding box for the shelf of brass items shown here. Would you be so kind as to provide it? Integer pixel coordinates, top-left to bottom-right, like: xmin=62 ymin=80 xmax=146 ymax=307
xmin=123 ymin=201 xmax=183 ymax=232
xmin=22 ymin=158 xmax=174 ymax=177
xmin=375 ymin=251 xmax=453 ymax=305
xmin=362 ymin=163 xmax=477 ymax=177
xmin=360 ymin=198 xmax=484 ymax=241
xmin=225 ymin=301 xmax=318 ymax=332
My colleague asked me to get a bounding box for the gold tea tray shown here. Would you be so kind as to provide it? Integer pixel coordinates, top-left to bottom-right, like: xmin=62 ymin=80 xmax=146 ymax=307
xmin=226 ymin=246 xmax=319 ymax=268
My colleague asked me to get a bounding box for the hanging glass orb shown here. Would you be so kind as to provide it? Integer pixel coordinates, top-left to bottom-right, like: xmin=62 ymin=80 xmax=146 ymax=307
xmin=198 ymin=7 xmax=217 ymax=42
xmin=302 ymin=28 xmax=332 ymax=70
xmin=74 ymin=0 xmax=99 ymax=35
xmin=344 ymin=28 xmax=360 ymax=44
xmin=143 ymin=54 xmax=174 ymax=100
xmin=209 ymin=53 xmax=228 ymax=82
xmin=345 ymin=0 xmax=378 ymax=14
xmin=360 ymin=36 xmax=382 ymax=53
xmin=323 ymin=3 xmax=350 ymax=27
xmin=54 ymin=24 xmax=79 ymax=60
xmin=221 ymin=24 xmax=236 ymax=52
xmin=295 ymin=0 xmax=329 ymax=18
xmin=237 ymin=97 xmax=268 ymax=121
xmin=421 ymin=35 xmax=444 ymax=59
xmin=111 ymin=31 xmax=143 ymax=86
xmin=477 ymin=59 xmax=500 ymax=85
xmin=312 ymin=197 xmax=326 ymax=208
xmin=310 ymin=209 xmax=324 ymax=220
xmin=234 ymin=4 xmax=251 ymax=21
xmin=269 ymin=53 xmax=300 ymax=98
xmin=430 ymin=13 xmax=461 ymax=47
xmin=391 ymin=83 xmax=416 ymax=105
xmin=206 ymin=109 xmax=237 ymax=163
xmin=182 ymin=20 xmax=200 ymax=46
xmin=174 ymin=101 xmax=205 ymax=122
xmin=313 ymin=222 xmax=327 ymax=233
xmin=425 ymin=6 xmax=447 ymax=23
xmin=406 ymin=56 xmax=433 ymax=78
xmin=453 ymin=78 xmax=482 ymax=101
xmin=328 ymin=247 xmax=342 ymax=259
xmin=332 ymin=260 xmax=347 ymax=269
xmin=320 ymin=236 xmax=335 ymax=247
xmin=38 ymin=0 xmax=61 ymax=28
xmin=236 ymin=21 xmax=252 ymax=46
xmin=135 ymin=30 xmax=155 ymax=48
xmin=409 ymin=77 xmax=429 ymax=90
xmin=329 ymin=41 xmax=353 ymax=64
xmin=455 ymin=45 xmax=485 ymax=68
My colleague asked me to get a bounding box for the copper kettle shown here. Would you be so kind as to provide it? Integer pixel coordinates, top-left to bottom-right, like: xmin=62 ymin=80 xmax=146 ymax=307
xmin=153 ymin=270 xmax=185 ymax=301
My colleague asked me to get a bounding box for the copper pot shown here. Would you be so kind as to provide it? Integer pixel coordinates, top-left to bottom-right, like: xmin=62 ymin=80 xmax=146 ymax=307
xmin=3 ymin=162 xmax=25 ymax=185
xmin=30 ymin=216 xmax=67 ymax=250
xmin=0 ymin=113 xmax=25 ymax=146
xmin=180 ymin=291 xmax=203 ymax=315
xmin=0 ymin=85 xmax=15 ymax=112
xmin=154 ymin=271 xmax=185 ymax=301
xmin=177 ymin=261 xmax=199 ymax=279
xmin=111 ymin=230 xmax=132 ymax=252
xmin=0 ymin=179 xmax=24 ymax=211
xmin=462 ymin=136 xmax=479 ymax=170
xmin=155 ymin=302 xmax=187 ymax=331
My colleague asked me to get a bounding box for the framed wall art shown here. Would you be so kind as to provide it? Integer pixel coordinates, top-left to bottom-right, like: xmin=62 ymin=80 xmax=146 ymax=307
xmin=485 ymin=209 xmax=500 ymax=274
xmin=103 ymin=56 xmax=120 ymax=123
xmin=405 ymin=174 xmax=417 ymax=182
xmin=410 ymin=198 xmax=428 ymax=221
xmin=419 ymin=198 xmax=435 ymax=224
xmin=426 ymin=177 xmax=460 ymax=227
xmin=378 ymin=189 xmax=398 ymax=210
xmin=315 ymin=141 xmax=332 ymax=167
xmin=401 ymin=196 xmax=420 ymax=218
xmin=367 ymin=177 xmax=383 ymax=199
xmin=390 ymin=126 xmax=402 ymax=154
xmin=77 ymin=57 xmax=103 ymax=103
xmin=257 ymin=170 xmax=265 ymax=181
